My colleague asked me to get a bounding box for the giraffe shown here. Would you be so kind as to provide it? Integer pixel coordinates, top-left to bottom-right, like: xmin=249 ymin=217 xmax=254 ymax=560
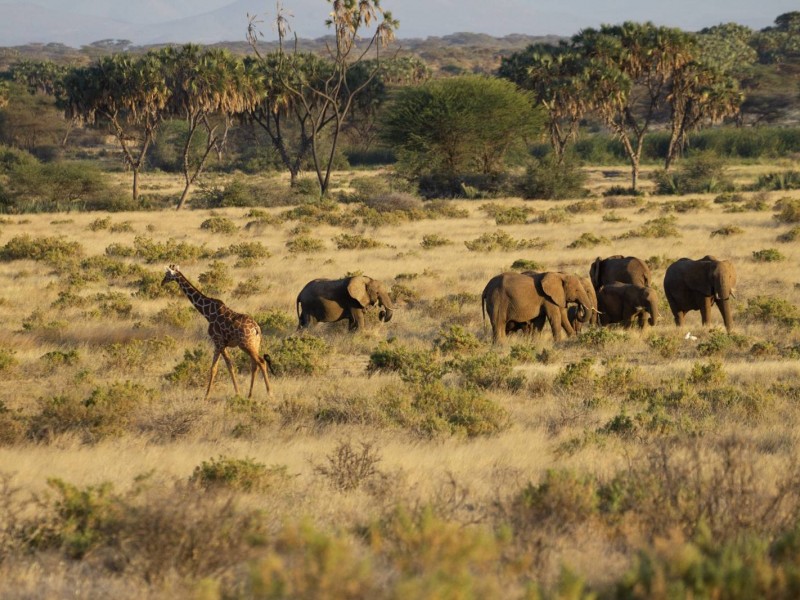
xmin=161 ymin=264 xmax=272 ymax=399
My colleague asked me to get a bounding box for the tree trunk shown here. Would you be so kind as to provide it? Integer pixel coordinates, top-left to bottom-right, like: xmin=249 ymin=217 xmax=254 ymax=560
xmin=132 ymin=168 xmax=140 ymax=201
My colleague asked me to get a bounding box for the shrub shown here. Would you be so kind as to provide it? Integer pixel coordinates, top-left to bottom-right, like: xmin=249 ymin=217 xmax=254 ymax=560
xmin=121 ymin=235 xmax=209 ymax=263
xmin=480 ymin=203 xmax=531 ymax=225
xmin=368 ymin=341 xmax=444 ymax=384
xmin=449 ymin=352 xmax=525 ymax=391
xmin=619 ymin=215 xmax=680 ymax=239
xmin=510 ymin=258 xmax=544 ymax=271
xmin=710 ymin=225 xmax=744 ymax=237
xmin=744 ymin=296 xmax=800 ymax=327
xmin=333 ymin=233 xmax=383 ymax=250
xmin=200 ymin=216 xmax=238 ymax=234
xmin=0 ymin=347 xmax=17 ymax=371
xmin=93 ymin=291 xmax=133 ymax=319
xmin=254 ymin=309 xmax=295 ymax=336
xmin=752 ymin=170 xmax=800 ymax=191
xmin=269 ymin=336 xmax=330 ymax=376
xmin=312 ymin=440 xmax=383 ymax=492
xmin=652 ymin=153 xmax=733 ymax=194
xmin=578 ymin=327 xmax=629 ymax=348
xmin=102 ymin=337 xmax=177 ymax=370
xmin=777 ymin=227 xmax=800 ymax=242
xmin=752 ymin=248 xmax=785 ymax=262
xmin=198 ymin=260 xmax=232 ymax=295
xmin=697 ymin=330 xmax=750 ymax=356
xmin=165 ymin=346 xmax=209 ymax=388
xmin=151 ymin=302 xmax=196 ymax=328
xmin=190 ymin=455 xmax=287 ymax=492
xmin=464 ymin=230 xmax=546 ymax=252
xmin=518 ymin=156 xmax=587 ymax=200
xmin=217 ymin=242 xmax=271 ymax=268
xmin=286 ymin=235 xmax=325 ymax=253
xmin=434 ymin=325 xmax=481 ymax=355
xmin=1 ymin=234 xmax=83 ymax=264
xmin=420 ymin=234 xmax=452 ymax=249
xmin=511 ymin=470 xmax=599 ymax=532
xmin=774 ymin=199 xmax=800 ymax=223
xmin=232 ymin=276 xmax=264 ymax=299
xmin=567 ymin=232 xmax=608 ymax=249
xmin=648 ymin=333 xmax=680 ymax=358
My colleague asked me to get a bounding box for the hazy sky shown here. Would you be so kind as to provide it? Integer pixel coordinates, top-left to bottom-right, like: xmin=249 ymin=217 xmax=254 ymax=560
xmin=0 ymin=0 xmax=797 ymax=46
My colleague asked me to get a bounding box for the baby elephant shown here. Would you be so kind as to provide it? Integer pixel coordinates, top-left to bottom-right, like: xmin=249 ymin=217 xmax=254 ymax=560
xmin=597 ymin=283 xmax=659 ymax=328
xmin=297 ymin=275 xmax=394 ymax=331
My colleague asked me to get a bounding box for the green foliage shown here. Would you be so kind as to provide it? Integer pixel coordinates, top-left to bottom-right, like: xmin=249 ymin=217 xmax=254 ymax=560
xmin=744 ymin=295 xmax=800 ymax=327
xmin=619 ymin=215 xmax=680 ymax=239
xmin=200 ymin=216 xmax=238 ymax=234
xmin=420 ymin=234 xmax=452 ymax=249
xmin=27 ymin=381 xmax=154 ymax=442
xmin=0 ymin=347 xmax=18 ymax=371
xmin=333 ymin=233 xmax=383 ymax=250
xmin=710 ymin=225 xmax=744 ymax=237
xmin=382 ymin=75 xmax=542 ymax=179
xmin=286 ymin=235 xmax=325 ymax=253
xmin=254 ymin=309 xmax=295 ymax=336
xmin=652 ymin=154 xmax=734 ymax=194
xmin=648 ymin=333 xmax=681 ymax=358
xmin=510 ymin=258 xmax=544 ymax=271
xmin=578 ymin=327 xmax=629 ymax=348
xmin=102 ymin=337 xmax=177 ymax=370
xmin=752 ymin=247 xmax=785 ymax=262
xmin=368 ymin=341 xmax=445 ymax=384
xmin=464 ymin=230 xmax=545 ymax=252
xmin=190 ymin=455 xmax=287 ymax=492
xmin=777 ymin=226 xmax=800 ymax=242
xmin=513 ymin=470 xmax=599 ymax=528
xmin=0 ymin=234 xmax=82 ymax=265
xmin=518 ymin=156 xmax=587 ymax=200
xmin=434 ymin=325 xmax=481 ymax=355
xmin=480 ymin=203 xmax=532 ymax=225
xmin=697 ymin=330 xmax=751 ymax=356
xmin=106 ymin=235 xmax=209 ymax=264
xmin=567 ymin=232 xmax=608 ymax=248
xmin=751 ymin=170 xmax=800 ymax=191
xmin=269 ymin=336 xmax=330 ymax=376
xmin=165 ymin=345 xmax=209 ymax=388
xmin=774 ymin=198 xmax=800 ymax=223
xmin=151 ymin=302 xmax=196 ymax=328
xmin=448 ymin=352 xmax=525 ymax=391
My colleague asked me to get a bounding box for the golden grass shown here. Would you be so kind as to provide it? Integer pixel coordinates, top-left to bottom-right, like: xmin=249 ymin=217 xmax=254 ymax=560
xmin=2 ymin=164 xmax=800 ymax=596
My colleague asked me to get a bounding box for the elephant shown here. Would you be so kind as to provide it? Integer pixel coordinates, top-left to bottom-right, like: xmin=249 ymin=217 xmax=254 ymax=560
xmin=533 ymin=275 xmax=598 ymax=334
xmin=663 ymin=256 xmax=737 ymax=332
xmin=589 ymin=255 xmax=651 ymax=293
xmin=481 ymin=271 xmax=593 ymax=344
xmin=297 ymin=275 xmax=394 ymax=331
xmin=596 ymin=282 xmax=659 ymax=328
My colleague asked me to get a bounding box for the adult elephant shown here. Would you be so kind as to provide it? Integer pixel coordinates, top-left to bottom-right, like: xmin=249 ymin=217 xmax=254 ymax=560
xmin=597 ymin=283 xmax=659 ymax=328
xmin=589 ymin=255 xmax=651 ymax=292
xmin=534 ymin=275 xmax=597 ymax=334
xmin=663 ymin=256 xmax=737 ymax=332
xmin=297 ymin=275 xmax=394 ymax=331
xmin=481 ymin=271 xmax=593 ymax=344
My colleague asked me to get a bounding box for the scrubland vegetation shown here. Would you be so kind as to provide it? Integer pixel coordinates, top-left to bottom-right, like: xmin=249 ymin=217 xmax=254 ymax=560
xmin=0 ymin=162 xmax=798 ymax=597
xmin=1 ymin=4 xmax=800 ymax=597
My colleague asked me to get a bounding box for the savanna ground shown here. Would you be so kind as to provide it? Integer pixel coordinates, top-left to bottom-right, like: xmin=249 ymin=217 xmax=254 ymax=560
xmin=2 ymin=160 xmax=800 ymax=598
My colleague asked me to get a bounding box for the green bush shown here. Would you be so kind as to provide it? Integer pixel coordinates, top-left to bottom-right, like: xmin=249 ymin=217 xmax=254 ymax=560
xmin=449 ymin=352 xmax=525 ymax=391
xmin=312 ymin=440 xmax=383 ymax=492
xmin=619 ymin=215 xmax=680 ymax=239
xmin=751 ymin=170 xmax=800 ymax=191
xmin=774 ymin=198 xmax=800 ymax=223
xmin=652 ymin=153 xmax=733 ymax=195
xmin=200 ymin=216 xmax=238 ymax=234
xmin=286 ymin=235 xmax=325 ymax=253
xmin=165 ymin=346 xmax=209 ymax=388
xmin=151 ymin=302 xmax=197 ymax=328
xmin=567 ymin=232 xmax=608 ymax=248
xmin=510 ymin=258 xmax=544 ymax=271
xmin=1 ymin=234 xmax=82 ymax=264
xmin=420 ymin=234 xmax=452 ymax=249
xmin=744 ymin=296 xmax=800 ymax=327
xmin=710 ymin=225 xmax=744 ymax=237
xmin=434 ymin=325 xmax=481 ymax=355
xmin=197 ymin=261 xmax=232 ymax=295
xmin=190 ymin=455 xmax=287 ymax=492
xmin=333 ymin=233 xmax=383 ymax=250
xmin=518 ymin=156 xmax=587 ymax=200
xmin=368 ymin=341 xmax=445 ymax=384
xmin=697 ymin=330 xmax=750 ymax=356
xmin=254 ymin=309 xmax=296 ymax=336
xmin=752 ymin=247 xmax=785 ymax=262
xmin=269 ymin=336 xmax=330 ymax=376
xmin=464 ymin=230 xmax=545 ymax=252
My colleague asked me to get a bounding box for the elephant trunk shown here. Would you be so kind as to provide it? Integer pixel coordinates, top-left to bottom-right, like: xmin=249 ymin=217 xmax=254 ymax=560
xmin=647 ymin=295 xmax=659 ymax=327
xmin=377 ymin=289 xmax=394 ymax=322
xmin=719 ymin=299 xmax=733 ymax=332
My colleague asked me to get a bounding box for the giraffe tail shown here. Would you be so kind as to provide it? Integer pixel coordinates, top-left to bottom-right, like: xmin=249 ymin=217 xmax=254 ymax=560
xmin=263 ymin=353 xmax=276 ymax=376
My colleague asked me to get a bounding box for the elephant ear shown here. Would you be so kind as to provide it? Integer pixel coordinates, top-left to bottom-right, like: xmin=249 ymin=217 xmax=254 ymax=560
xmin=346 ymin=276 xmax=371 ymax=308
xmin=589 ymin=258 xmax=602 ymax=288
xmin=541 ymin=272 xmax=567 ymax=307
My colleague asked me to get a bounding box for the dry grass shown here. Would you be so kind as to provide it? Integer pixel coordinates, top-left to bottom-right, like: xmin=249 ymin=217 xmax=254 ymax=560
xmin=2 ymin=166 xmax=800 ymax=597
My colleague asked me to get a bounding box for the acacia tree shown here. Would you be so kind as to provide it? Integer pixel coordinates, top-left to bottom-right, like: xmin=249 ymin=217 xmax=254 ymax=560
xmin=574 ymin=22 xmax=695 ymax=191
xmin=382 ymin=75 xmax=540 ymax=179
xmin=63 ymin=53 xmax=168 ymax=200
xmin=248 ymin=0 xmax=398 ymax=195
xmin=160 ymin=45 xmax=259 ymax=209
xmin=499 ymin=43 xmax=590 ymax=164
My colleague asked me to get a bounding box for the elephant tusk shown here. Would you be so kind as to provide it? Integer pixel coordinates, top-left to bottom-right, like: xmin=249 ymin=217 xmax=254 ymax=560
xmin=592 ymin=307 xmax=604 ymax=315
xmin=729 ymin=290 xmax=737 ymax=300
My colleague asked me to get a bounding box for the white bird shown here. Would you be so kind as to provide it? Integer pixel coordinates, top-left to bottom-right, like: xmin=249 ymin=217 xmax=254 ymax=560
xmin=685 ymin=332 xmax=698 ymax=341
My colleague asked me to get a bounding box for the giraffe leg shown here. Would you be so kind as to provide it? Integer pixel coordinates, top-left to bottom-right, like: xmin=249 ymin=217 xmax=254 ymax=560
xmin=205 ymin=349 xmax=222 ymax=400
xmin=245 ymin=350 xmax=272 ymax=398
xmin=220 ymin=348 xmax=240 ymax=396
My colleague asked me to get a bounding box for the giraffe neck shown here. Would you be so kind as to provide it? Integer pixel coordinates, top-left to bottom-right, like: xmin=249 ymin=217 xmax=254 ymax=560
xmin=174 ymin=272 xmax=224 ymax=322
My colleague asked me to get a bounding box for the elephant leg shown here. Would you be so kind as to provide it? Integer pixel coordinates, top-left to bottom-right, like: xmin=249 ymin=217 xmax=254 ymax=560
xmin=348 ymin=308 xmax=365 ymax=331
xmin=545 ymin=306 xmax=563 ymax=341
xmin=666 ymin=294 xmax=684 ymax=327
xmin=560 ymin=307 xmax=576 ymax=337
xmin=700 ymin=297 xmax=714 ymax=326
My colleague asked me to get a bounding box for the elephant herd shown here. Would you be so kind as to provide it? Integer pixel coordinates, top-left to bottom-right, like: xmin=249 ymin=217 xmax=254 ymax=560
xmin=481 ymin=255 xmax=737 ymax=344
xmin=297 ymin=255 xmax=737 ymax=345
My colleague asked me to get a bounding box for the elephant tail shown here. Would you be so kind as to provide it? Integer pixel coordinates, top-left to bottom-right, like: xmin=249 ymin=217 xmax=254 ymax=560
xmin=481 ymin=293 xmax=487 ymax=333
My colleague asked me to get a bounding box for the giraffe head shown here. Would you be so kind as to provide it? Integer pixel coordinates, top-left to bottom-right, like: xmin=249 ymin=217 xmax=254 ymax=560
xmin=161 ymin=264 xmax=181 ymax=286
